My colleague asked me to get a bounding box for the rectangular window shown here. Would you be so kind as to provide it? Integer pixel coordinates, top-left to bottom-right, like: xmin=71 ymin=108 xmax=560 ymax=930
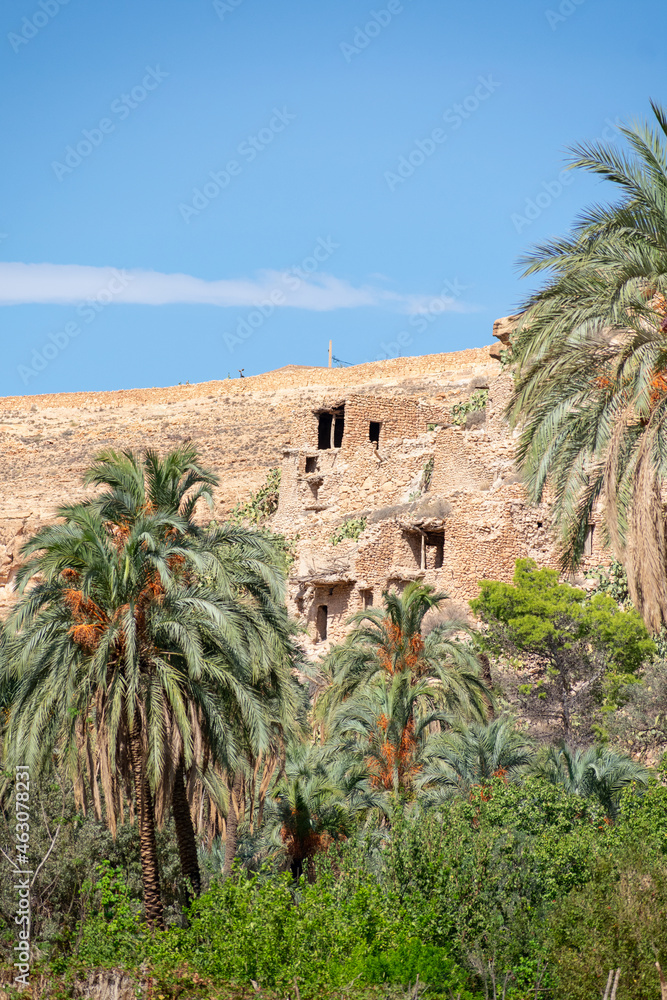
xmin=317 ymin=406 xmax=345 ymax=449
xmin=333 ymin=408 xmax=345 ymax=448
xmin=426 ymin=531 xmax=444 ymax=569
xmin=369 ymin=421 xmax=381 ymax=446
xmin=305 ymin=456 xmax=318 ymax=473
xmin=318 ymin=413 xmax=333 ymax=450
xmin=316 ymin=605 xmax=328 ymax=641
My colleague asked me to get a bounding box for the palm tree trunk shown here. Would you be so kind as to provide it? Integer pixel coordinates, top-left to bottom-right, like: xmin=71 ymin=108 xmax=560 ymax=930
xmin=172 ymin=757 xmax=201 ymax=902
xmin=256 ymin=755 xmax=277 ymax=831
xmin=222 ymin=771 xmax=243 ymax=878
xmin=478 ymin=653 xmax=495 ymax=719
xmin=129 ymin=723 xmax=164 ymax=930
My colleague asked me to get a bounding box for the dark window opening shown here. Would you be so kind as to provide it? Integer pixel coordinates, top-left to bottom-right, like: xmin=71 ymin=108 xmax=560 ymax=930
xmin=305 ymin=456 xmax=318 ymax=473
xmin=318 ymin=413 xmax=333 ymax=450
xmin=537 ymin=521 xmax=543 ymax=528
xmin=316 ymin=605 xmax=328 ymax=641
xmin=426 ymin=531 xmax=444 ymax=569
xmin=362 ymin=589 xmax=373 ymax=609
xmin=369 ymin=421 xmax=381 ymax=446
xmin=317 ymin=406 xmax=345 ymax=449
xmin=584 ymin=524 xmax=595 ymax=558
xmin=333 ymin=408 xmax=345 ymax=448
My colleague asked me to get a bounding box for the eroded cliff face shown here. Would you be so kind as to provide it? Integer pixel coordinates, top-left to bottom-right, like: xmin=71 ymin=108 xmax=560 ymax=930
xmin=0 ymin=341 xmax=604 ymax=634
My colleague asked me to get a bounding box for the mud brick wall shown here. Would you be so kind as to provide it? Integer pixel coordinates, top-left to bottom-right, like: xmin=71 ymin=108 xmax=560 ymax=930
xmin=340 ymin=395 xmax=445 ymax=452
xmin=278 ymin=361 xmax=608 ymax=651
xmin=1 ymin=330 xmax=609 ymax=651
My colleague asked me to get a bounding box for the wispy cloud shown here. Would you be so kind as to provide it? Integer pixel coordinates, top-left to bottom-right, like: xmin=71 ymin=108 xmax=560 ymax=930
xmin=0 ymin=262 xmax=474 ymax=315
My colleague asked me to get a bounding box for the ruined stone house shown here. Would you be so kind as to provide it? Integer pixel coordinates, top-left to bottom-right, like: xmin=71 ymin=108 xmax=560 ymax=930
xmin=0 ymin=322 xmax=604 ymax=644
xmin=273 ymin=353 xmax=603 ymax=654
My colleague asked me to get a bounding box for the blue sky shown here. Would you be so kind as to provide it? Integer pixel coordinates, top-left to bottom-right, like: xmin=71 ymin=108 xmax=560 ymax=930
xmin=1 ymin=0 xmax=665 ymax=396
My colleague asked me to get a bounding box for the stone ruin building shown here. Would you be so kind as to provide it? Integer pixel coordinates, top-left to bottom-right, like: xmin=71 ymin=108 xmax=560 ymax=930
xmin=272 ymin=324 xmax=603 ymax=654
xmin=0 ymin=316 xmax=605 ymax=650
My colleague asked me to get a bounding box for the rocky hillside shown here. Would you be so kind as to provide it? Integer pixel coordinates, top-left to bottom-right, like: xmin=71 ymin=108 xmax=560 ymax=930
xmin=0 ymin=346 xmax=496 ymax=614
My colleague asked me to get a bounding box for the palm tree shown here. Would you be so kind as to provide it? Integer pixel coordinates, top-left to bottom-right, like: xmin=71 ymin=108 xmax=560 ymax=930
xmin=80 ymin=444 xmax=217 ymax=900
xmin=329 ymin=671 xmax=455 ymax=802
xmin=267 ymin=741 xmax=370 ymax=880
xmin=1 ymin=451 xmax=300 ymax=926
xmin=79 ymin=443 xmax=218 ymax=530
xmin=73 ymin=445 xmax=301 ymax=897
xmin=507 ymin=102 xmax=667 ymax=631
xmin=318 ymin=582 xmax=490 ymax=721
xmin=534 ymin=743 xmax=650 ymax=819
xmin=418 ymin=718 xmax=535 ymax=799
xmin=220 ymin=673 xmax=308 ymax=879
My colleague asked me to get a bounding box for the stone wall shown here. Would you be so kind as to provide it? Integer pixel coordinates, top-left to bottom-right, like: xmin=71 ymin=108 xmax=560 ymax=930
xmin=274 ymin=367 xmax=607 ymax=656
xmin=0 ymin=330 xmax=607 ymax=644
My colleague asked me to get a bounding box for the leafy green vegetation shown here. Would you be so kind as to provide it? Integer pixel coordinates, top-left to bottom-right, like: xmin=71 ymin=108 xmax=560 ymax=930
xmin=471 ymin=558 xmax=655 ymax=740
xmin=231 ymin=466 xmax=282 ymax=524
xmin=330 ymin=516 xmax=367 ymax=545
xmin=17 ymin=775 xmax=667 ymax=999
xmin=1 ymin=446 xmax=666 ymax=999
xmin=506 ymin=102 xmax=667 ymax=633
xmin=451 ymin=388 xmax=488 ymax=426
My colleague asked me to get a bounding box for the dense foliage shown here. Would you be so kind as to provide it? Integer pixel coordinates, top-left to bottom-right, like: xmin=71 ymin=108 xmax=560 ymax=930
xmin=6 ymin=772 xmax=667 ymax=999
xmin=471 ymin=558 xmax=655 ymax=741
xmin=0 ymin=442 xmax=666 ymax=999
xmin=507 ymin=102 xmax=667 ymax=632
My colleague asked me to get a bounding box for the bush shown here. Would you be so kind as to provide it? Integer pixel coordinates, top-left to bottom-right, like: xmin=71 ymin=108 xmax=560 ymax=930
xmin=69 ymin=862 xmax=144 ymax=971
xmin=451 ymin=389 xmax=488 ymax=426
xmin=147 ymin=868 xmax=469 ymax=997
xmin=548 ymin=849 xmax=667 ymax=1000
xmin=330 ymin=517 xmax=367 ymax=546
xmin=230 ymin=468 xmax=281 ymax=524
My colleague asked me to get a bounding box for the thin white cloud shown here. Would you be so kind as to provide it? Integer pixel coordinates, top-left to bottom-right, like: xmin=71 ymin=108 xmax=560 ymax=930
xmin=0 ymin=262 xmax=475 ymax=315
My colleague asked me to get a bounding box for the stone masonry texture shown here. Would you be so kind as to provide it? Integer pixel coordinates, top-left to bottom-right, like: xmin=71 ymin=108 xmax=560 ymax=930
xmin=0 ymin=334 xmax=606 ymax=653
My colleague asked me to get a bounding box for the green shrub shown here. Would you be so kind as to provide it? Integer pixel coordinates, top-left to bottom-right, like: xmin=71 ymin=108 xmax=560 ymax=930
xmin=451 ymin=388 xmax=488 ymax=426
xmin=230 ymin=468 xmax=281 ymax=524
xmin=146 ymin=868 xmax=469 ymax=997
xmin=71 ymin=862 xmax=144 ymax=971
xmin=330 ymin=517 xmax=366 ymax=546
xmin=547 ymin=849 xmax=667 ymax=1000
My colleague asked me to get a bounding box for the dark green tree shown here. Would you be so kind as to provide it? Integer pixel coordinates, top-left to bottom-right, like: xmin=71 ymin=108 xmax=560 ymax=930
xmin=470 ymin=559 xmax=655 ymax=741
xmin=535 ymin=743 xmax=650 ymax=820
